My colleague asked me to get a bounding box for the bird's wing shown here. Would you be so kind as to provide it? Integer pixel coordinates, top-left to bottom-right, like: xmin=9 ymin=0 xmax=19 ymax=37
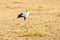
xmin=22 ymin=13 xmax=26 ymax=17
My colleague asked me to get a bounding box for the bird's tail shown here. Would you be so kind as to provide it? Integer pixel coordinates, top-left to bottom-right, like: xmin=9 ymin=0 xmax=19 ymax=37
xmin=17 ymin=15 xmax=22 ymax=18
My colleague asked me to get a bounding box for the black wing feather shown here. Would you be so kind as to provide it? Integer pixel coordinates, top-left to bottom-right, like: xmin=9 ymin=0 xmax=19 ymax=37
xmin=17 ymin=13 xmax=23 ymax=18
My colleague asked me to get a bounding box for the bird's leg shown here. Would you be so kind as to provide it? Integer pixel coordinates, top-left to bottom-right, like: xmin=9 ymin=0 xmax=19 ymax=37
xmin=24 ymin=17 xmax=26 ymax=20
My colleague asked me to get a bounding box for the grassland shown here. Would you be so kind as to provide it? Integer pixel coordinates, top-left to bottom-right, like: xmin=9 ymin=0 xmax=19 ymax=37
xmin=0 ymin=0 xmax=60 ymax=40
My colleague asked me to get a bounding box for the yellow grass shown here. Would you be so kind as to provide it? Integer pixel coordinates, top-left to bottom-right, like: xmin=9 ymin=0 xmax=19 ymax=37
xmin=0 ymin=0 xmax=60 ymax=40
xmin=22 ymin=29 xmax=45 ymax=37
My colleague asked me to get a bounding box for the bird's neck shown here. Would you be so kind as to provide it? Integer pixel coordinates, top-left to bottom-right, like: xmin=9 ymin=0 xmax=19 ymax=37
xmin=26 ymin=11 xmax=29 ymax=14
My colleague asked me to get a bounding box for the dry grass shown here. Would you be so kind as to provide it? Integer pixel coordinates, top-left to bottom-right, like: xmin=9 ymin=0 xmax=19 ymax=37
xmin=0 ymin=0 xmax=60 ymax=40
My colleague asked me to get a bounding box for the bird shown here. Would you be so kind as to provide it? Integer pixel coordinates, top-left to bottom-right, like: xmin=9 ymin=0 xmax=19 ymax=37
xmin=17 ymin=10 xmax=29 ymax=20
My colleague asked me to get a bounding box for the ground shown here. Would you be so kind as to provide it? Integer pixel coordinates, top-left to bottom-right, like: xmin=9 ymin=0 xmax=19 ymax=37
xmin=0 ymin=0 xmax=60 ymax=40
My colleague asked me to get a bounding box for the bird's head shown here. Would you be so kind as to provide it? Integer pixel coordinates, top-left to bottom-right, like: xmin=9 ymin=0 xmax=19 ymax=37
xmin=26 ymin=10 xmax=29 ymax=13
